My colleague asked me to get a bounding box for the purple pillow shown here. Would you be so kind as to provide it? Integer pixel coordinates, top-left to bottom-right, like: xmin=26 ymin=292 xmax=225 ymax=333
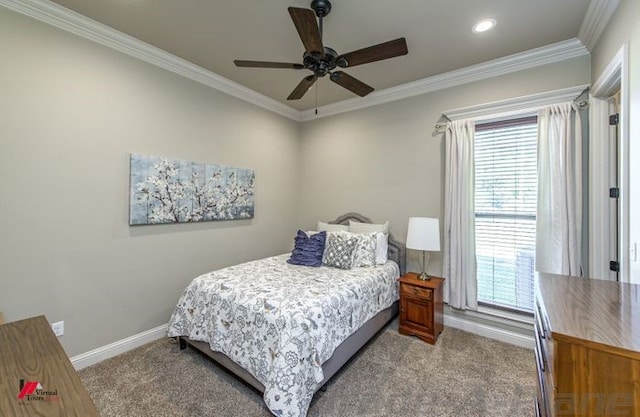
xmin=287 ymin=230 xmax=326 ymax=267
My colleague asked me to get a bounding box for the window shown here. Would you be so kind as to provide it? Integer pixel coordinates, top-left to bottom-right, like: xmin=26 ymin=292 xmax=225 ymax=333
xmin=475 ymin=116 xmax=537 ymax=312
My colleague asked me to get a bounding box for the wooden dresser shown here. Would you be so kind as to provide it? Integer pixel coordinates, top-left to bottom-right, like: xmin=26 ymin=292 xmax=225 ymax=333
xmin=0 ymin=315 xmax=99 ymax=417
xmin=535 ymin=274 xmax=640 ymax=417
xmin=398 ymin=273 xmax=444 ymax=344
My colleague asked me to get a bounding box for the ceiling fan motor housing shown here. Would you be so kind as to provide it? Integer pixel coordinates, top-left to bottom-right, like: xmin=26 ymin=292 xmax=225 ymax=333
xmin=310 ymin=0 xmax=331 ymax=17
xmin=303 ymin=46 xmax=340 ymax=77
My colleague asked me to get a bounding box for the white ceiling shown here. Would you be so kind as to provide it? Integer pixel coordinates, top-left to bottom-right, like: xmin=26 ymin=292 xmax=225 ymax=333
xmin=48 ymin=0 xmax=593 ymax=111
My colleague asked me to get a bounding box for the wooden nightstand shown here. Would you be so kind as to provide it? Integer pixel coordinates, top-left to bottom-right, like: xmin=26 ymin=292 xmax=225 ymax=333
xmin=398 ymin=273 xmax=444 ymax=344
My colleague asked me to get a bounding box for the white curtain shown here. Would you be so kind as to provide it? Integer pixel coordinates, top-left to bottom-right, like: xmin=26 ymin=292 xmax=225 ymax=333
xmin=443 ymin=120 xmax=478 ymax=310
xmin=536 ymin=102 xmax=583 ymax=276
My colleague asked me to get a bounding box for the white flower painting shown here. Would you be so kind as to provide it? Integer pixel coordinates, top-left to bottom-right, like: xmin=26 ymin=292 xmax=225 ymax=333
xmin=129 ymin=154 xmax=254 ymax=225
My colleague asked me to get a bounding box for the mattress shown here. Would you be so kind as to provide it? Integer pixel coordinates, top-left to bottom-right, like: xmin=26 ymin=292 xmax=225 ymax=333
xmin=167 ymin=254 xmax=400 ymax=417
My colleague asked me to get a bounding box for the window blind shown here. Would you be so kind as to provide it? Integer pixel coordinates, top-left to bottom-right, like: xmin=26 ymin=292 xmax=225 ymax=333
xmin=474 ymin=117 xmax=537 ymax=312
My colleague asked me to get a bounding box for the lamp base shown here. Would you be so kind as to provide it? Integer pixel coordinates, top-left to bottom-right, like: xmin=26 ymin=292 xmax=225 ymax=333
xmin=417 ymin=272 xmax=431 ymax=281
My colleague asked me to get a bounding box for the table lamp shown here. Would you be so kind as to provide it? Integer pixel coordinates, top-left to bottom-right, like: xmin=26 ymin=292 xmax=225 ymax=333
xmin=406 ymin=217 xmax=440 ymax=280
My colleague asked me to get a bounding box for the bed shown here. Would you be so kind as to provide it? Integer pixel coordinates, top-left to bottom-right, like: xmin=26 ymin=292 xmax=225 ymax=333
xmin=167 ymin=213 xmax=406 ymax=417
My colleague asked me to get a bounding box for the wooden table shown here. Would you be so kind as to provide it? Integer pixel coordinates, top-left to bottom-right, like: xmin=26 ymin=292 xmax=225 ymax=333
xmin=0 ymin=315 xmax=99 ymax=417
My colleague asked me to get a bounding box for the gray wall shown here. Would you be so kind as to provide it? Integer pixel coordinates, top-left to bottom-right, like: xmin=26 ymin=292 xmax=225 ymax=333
xmin=298 ymin=56 xmax=591 ymax=276
xmin=0 ymin=8 xmax=300 ymax=356
xmin=590 ymin=0 xmax=640 ymax=283
xmin=0 ymin=3 xmax=598 ymax=357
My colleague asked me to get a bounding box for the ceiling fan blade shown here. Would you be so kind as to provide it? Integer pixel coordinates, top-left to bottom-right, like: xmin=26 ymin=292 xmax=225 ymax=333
xmin=234 ymin=60 xmax=305 ymax=69
xmin=287 ymin=75 xmax=317 ymax=100
xmin=288 ymin=7 xmax=324 ymax=57
xmin=337 ymin=38 xmax=408 ymax=68
xmin=330 ymin=71 xmax=374 ymax=97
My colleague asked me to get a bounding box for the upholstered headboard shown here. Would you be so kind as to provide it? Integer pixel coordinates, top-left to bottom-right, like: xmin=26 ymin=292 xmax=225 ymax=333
xmin=329 ymin=212 xmax=406 ymax=276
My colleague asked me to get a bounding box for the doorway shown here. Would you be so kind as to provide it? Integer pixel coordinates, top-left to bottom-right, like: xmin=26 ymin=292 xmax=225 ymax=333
xmin=589 ymin=44 xmax=629 ymax=282
xmin=608 ymin=91 xmax=620 ymax=281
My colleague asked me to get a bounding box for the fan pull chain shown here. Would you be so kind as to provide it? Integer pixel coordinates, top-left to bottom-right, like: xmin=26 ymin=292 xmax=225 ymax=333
xmin=315 ymin=82 xmax=318 ymax=115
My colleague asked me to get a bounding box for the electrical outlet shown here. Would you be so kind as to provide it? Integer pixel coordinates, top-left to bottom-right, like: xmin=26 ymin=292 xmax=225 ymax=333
xmin=51 ymin=321 xmax=64 ymax=337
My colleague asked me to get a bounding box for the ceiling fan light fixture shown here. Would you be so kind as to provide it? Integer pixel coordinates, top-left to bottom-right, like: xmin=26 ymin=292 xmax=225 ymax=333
xmin=472 ymin=19 xmax=496 ymax=33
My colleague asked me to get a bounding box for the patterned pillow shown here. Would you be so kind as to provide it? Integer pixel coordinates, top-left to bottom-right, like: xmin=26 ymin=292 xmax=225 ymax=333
xmin=323 ymin=233 xmax=358 ymax=269
xmin=348 ymin=221 xmax=390 ymax=264
xmin=352 ymin=233 xmax=377 ymax=268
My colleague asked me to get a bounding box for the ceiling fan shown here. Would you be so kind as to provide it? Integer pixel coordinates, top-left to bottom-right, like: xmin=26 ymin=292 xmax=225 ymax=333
xmin=234 ymin=0 xmax=408 ymax=100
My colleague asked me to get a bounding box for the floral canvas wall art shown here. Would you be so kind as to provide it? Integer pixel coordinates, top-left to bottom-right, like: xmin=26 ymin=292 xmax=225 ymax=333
xmin=129 ymin=154 xmax=254 ymax=225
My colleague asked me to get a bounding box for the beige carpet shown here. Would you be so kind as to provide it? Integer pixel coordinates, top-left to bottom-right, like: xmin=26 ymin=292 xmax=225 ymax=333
xmin=79 ymin=323 xmax=535 ymax=416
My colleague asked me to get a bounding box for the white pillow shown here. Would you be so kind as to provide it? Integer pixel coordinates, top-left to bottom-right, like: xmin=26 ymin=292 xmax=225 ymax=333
xmin=317 ymin=221 xmax=349 ymax=232
xmin=374 ymin=232 xmax=389 ymax=265
xmin=348 ymin=220 xmax=390 ymax=234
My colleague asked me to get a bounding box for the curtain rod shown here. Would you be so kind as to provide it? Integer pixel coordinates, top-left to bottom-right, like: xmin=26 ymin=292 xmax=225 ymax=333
xmin=574 ymin=87 xmax=590 ymax=109
xmin=434 ymin=87 xmax=590 ymax=135
xmin=432 ymin=115 xmax=450 ymax=135
xmin=433 ymin=122 xmax=448 ymax=134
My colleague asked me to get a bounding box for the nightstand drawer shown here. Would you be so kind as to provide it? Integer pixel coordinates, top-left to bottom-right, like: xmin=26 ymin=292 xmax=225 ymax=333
xmin=401 ymin=284 xmax=433 ymax=300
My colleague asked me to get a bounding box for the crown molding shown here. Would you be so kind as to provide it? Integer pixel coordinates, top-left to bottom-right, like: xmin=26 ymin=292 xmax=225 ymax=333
xmin=591 ymin=43 xmax=626 ymax=97
xmin=300 ymin=38 xmax=589 ymax=121
xmin=0 ymin=0 xmax=302 ymax=121
xmin=578 ymin=0 xmax=621 ymax=51
xmin=2 ymin=0 xmax=590 ymax=124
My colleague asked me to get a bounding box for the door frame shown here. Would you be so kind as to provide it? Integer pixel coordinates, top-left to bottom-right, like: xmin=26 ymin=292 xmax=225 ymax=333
xmin=589 ymin=44 xmax=629 ymax=281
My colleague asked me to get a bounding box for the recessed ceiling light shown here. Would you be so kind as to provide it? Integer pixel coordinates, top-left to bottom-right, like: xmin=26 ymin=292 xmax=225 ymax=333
xmin=472 ymin=19 xmax=496 ymax=33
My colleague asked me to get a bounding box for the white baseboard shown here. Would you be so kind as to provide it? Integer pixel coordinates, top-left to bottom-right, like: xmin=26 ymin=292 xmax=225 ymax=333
xmin=70 ymin=314 xmax=532 ymax=370
xmin=71 ymin=323 xmax=168 ymax=370
xmin=444 ymin=313 xmax=534 ymax=349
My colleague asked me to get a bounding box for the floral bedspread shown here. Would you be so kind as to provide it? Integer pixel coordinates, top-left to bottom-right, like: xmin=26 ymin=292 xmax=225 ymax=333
xmin=167 ymin=254 xmax=399 ymax=417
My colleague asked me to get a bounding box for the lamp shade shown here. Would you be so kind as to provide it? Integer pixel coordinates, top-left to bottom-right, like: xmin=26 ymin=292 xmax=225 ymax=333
xmin=406 ymin=217 xmax=440 ymax=251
